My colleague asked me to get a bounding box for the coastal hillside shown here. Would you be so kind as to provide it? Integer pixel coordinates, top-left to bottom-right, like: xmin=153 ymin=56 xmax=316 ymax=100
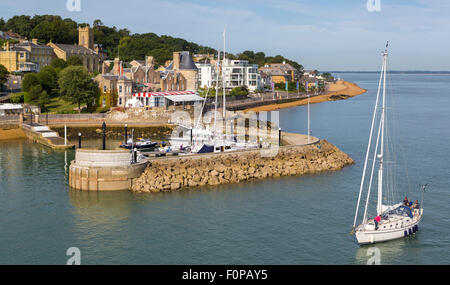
xmin=0 ymin=15 xmax=303 ymax=70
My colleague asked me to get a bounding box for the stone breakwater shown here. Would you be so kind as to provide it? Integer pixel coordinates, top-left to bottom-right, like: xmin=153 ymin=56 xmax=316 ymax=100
xmin=132 ymin=140 xmax=354 ymax=193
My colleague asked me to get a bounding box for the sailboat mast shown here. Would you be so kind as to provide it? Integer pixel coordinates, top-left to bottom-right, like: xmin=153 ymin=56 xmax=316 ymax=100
xmin=377 ymin=44 xmax=388 ymax=215
xmin=222 ymin=27 xmax=227 ymax=144
xmin=222 ymin=27 xmax=227 ymax=120
xmin=214 ymin=51 xmax=221 ymax=136
xmin=352 ymin=50 xmax=385 ymax=228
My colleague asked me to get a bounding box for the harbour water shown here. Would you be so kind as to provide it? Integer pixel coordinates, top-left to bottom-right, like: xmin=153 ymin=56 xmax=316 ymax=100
xmin=0 ymin=73 xmax=449 ymax=265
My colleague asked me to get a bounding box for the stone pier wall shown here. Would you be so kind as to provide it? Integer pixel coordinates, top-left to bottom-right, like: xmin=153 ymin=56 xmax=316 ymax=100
xmin=132 ymin=140 xmax=354 ymax=193
xmin=69 ymin=149 xmax=148 ymax=191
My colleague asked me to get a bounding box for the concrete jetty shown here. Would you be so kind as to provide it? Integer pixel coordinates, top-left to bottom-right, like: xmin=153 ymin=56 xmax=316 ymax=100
xmin=21 ymin=122 xmax=74 ymax=150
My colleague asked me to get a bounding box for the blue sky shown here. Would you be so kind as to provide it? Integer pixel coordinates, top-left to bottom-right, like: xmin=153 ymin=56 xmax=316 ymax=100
xmin=1 ymin=0 xmax=449 ymax=70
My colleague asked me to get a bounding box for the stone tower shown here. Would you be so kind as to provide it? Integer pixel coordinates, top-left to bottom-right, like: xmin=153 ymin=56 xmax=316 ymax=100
xmin=78 ymin=26 xmax=94 ymax=50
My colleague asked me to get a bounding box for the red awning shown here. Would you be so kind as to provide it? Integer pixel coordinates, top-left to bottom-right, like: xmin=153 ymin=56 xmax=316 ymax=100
xmin=133 ymin=91 xmax=195 ymax=97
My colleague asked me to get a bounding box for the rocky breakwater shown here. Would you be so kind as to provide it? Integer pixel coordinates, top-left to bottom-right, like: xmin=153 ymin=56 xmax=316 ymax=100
xmin=132 ymin=140 xmax=354 ymax=193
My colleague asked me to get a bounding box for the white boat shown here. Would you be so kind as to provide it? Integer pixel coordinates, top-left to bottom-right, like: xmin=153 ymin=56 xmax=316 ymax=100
xmin=170 ymin=29 xmax=260 ymax=154
xmin=351 ymin=43 xmax=425 ymax=245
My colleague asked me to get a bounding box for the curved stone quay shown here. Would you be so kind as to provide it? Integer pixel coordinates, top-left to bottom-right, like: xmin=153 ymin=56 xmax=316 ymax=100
xmin=132 ymin=139 xmax=354 ymax=193
xmin=69 ymin=149 xmax=148 ymax=191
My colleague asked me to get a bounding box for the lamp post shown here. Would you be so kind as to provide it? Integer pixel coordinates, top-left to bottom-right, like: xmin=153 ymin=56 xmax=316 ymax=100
xmin=102 ymin=121 xmax=106 ymax=150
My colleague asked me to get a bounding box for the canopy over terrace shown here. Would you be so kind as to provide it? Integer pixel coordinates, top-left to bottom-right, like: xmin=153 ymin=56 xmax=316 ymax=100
xmin=132 ymin=91 xmax=204 ymax=108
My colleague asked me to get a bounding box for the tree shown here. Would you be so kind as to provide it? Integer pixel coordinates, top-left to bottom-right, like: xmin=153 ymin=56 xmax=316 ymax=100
xmin=10 ymin=92 xmax=24 ymax=103
xmin=58 ymin=66 xmax=98 ymax=113
xmin=50 ymin=58 xmax=67 ymax=70
xmin=37 ymin=66 xmax=58 ymax=96
xmin=229 ymin=86 xmax=249 ymax=97
xmin=38 ymin=90 xmax=49 ymax=111
xmin=0 ymin=17 xmax=5 ymax=30
xmin=67 ymin=56 xmax=83 ymax=66
xmin=5 ymin=15 xmax=33 ymax=38
xmin=24 ymin=85 xmax=43 ymax=104
xmin=22 ymin=73 xmax=40 ymax=93
xmin=0 ymin=64 xmax=9 ymax=89
xmin=321 ymin=72 xmax=334 ymax=81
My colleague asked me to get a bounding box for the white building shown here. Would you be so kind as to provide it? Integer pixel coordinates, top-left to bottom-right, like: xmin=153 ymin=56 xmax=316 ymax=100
xmin=195 ymin=62 xmax=218 ymax=89
xmin=195 ymin=59 xmax=262 ymax=92
xmin=222 ymin=59 xmax=262 ymax=91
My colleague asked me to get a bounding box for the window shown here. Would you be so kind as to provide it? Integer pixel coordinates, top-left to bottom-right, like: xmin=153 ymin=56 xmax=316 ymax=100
xmin=119 ymin=97 xmax=122 ymax=105
xmin=103 ymin=86 xmax=107 ymax=93
xmin=102 ymin=98 xmax=106 ymax=107
xmin=119 ymin=85 xmax=123 ymax=94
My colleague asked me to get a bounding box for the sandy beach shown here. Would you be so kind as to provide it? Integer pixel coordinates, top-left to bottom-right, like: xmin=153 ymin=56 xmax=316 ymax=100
xmin=244 ymin=80 xmax=367 ymax=112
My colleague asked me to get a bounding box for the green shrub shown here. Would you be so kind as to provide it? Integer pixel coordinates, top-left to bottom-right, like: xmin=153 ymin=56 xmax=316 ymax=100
xmin=10 ymin=92 xmax=25 ymax=103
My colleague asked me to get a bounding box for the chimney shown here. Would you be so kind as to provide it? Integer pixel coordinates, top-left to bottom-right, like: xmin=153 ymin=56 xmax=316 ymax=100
xmin=173 ymin=52 xmax=180 ymax=70
xmin=32 ymin=39 xmax=38 ymax=45
xmin=114 ymin=58 xmax=120 ymax=75
xmin=6 ymin=41 xmax=10 ymax=51
xmin=146 ymin=56 xmax=154 ymax=68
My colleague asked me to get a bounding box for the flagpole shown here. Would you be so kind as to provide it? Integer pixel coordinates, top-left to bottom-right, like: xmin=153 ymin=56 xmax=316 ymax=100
xmin=308 ymin=91 xmax=311 ymax=144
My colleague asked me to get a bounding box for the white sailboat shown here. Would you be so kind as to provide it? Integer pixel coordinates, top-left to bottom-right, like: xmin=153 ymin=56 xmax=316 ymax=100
xmin=352 ymin=43 xmax=424 ymax=245
xmin=172 ymin=28 xmax=260 ymax=154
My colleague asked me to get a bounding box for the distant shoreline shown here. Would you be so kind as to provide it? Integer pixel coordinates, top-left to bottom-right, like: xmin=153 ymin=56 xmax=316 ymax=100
xmin=243 ymin=81 xmax=367 ymax=112
xmin=328 ymin=71 xmax=450 ymax=75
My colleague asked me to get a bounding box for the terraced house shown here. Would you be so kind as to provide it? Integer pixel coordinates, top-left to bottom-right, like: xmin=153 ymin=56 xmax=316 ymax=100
xmin=0 ymin=39 xmax=53 ymax=72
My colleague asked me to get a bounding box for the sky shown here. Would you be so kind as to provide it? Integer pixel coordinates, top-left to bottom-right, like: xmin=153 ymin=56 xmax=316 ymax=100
xmin=1 ymin=0 xmax=449 ymax=71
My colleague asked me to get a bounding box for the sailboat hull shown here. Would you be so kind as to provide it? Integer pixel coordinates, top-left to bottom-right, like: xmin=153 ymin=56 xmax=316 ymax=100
xmin=355 ymin=213 xmax=423 ymax=245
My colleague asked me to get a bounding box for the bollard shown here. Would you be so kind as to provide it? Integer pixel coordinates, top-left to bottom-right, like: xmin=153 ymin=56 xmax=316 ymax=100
xmin=134 ymin=148 xmax=138 ymax=163
xmin=279 ymin=128 xmax=282 ymax=146
xmin=124 ymin=124 xmax=128 ymax=144
xmin=190 ymin=128 xmax=193 ymax=146
xmin=78 ymin=133 xmax=82 ymax=149
xmin=102 ymin=122 xmax=106 ymax=150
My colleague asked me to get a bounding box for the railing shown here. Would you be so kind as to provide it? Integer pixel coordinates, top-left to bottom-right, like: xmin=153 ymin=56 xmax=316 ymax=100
xmin=0 ymin=115 xmax=20 ymax=127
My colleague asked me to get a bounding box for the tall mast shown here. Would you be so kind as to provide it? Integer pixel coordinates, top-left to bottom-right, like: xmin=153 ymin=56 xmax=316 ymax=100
xmin=222 ymin=27 xmax=227 ymax=119
xmin=214 ymin=51 xmax=221 ymax=137
xmin=222 ymin=27 xmax=227 ymax=144
xmin=352 ymin=45 xmax=386 ymax=229
xmin=377 ymin=43 xmax=388 ymax=216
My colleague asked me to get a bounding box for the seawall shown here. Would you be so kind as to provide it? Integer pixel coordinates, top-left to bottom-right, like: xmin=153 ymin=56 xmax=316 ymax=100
xmin=132 ymin=139 xmax=354 ymax=193
xmin=0 ymin=127 xmax=26 ymax=141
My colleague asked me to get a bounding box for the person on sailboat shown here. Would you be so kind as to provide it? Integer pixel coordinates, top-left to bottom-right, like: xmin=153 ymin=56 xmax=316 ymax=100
xmin=374 ymin=215 xmax=381 ymax=231
xmin=412 ymin=200 xmax=421 ymax=216
xmin=403 ymin=196 xmax=409 ymax=206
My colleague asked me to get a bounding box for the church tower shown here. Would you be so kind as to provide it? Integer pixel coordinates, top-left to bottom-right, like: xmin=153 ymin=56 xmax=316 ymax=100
xmin=78 ymin=26 xmax=94 ymax=50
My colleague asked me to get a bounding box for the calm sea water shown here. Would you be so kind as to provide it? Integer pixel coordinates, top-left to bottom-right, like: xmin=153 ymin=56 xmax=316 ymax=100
xmin=0 ymin=73 xmax=449 ymax=265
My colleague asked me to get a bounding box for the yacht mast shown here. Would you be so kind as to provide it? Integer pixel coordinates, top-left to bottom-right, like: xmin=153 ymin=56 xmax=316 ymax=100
xmin=377 ymin=43 xmax=388 ymax=215
xmin=214 ymin=51 xmax=221 ymax=137
xmin=222 ymin=27 xmax=226 ymax=119
xmin=352 ymin=47 xmax=385 ymax=229
xmin=222 ymin=27 xmax=227 ymax=145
